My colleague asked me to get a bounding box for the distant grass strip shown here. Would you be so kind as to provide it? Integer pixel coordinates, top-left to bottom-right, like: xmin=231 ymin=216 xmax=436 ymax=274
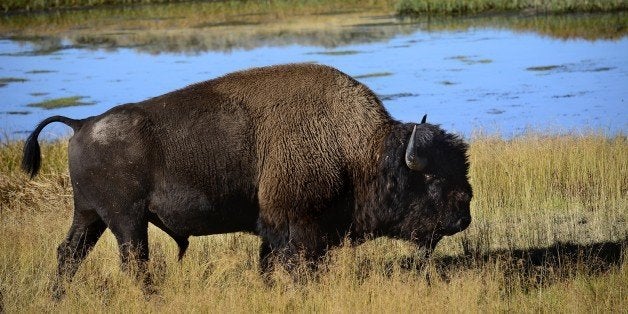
xmin=2 ymin=0 xmax=626 ymax=14
xmin=0 ymin=0 xmax=395 ymax=14
xmin=27 ymin=96 xmax=94 ymax=109
xmin=396 ymin=0 xmax=628 ymax=15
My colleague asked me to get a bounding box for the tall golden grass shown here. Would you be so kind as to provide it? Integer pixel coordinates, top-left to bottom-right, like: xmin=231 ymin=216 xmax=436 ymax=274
xmin=0 ymin=132 xmax=626 ymax=312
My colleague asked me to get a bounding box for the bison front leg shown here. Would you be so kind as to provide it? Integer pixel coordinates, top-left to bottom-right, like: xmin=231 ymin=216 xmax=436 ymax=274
xmin=53 ymin=210 xmax=107 ymax=300
xmin=287 ymin=221 xmax=327 ymax=269
xmin=257 ymin=220 xmax=289 ymax=276
xmin=259 ymin=240 xmax=274 ymax=276
xmin=258 ymin=219 xmax=326 ymax=279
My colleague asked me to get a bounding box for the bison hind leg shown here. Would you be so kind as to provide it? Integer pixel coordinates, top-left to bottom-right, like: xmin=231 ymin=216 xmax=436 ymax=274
xmin=53 ymin=209 xmax=107 ymax=300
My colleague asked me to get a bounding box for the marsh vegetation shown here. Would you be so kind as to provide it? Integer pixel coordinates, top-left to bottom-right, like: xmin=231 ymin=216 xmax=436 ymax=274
xmin=0 ymin=133 xmax=625 ymax=312
xmin=1 ymin=9 xmax=625 ymax=138
xmin=2 ymin=0 xmax=627 ymax=14
xmin=27 ymin=96 xmax=95 ymax=109
xmin=396 ymin=0 xmax=628 ymax=15
xmin=0 ymin=77 xmax=27 ymax=87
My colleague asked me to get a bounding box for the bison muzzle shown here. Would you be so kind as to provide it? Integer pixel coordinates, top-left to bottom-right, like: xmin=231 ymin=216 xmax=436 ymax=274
xmin=22 ymin=63 xmax=472 ymax=297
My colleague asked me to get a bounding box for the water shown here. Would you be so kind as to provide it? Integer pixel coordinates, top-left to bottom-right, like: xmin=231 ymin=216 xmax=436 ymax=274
xmin=1 ymin=12 xmax=627 ymax=139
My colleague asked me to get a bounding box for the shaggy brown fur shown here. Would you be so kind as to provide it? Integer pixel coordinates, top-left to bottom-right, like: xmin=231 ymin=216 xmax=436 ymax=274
xmin=22 ymin=63 xmax=471 ymax=297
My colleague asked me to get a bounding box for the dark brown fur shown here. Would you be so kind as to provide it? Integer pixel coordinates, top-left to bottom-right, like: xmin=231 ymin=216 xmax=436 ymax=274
xmin=22 ymin=63 xmax=472 ymax=297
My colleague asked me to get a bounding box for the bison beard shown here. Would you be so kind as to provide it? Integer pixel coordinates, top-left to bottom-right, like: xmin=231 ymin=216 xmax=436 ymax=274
xmin=22 ymin=63 xmax=472 ymax=298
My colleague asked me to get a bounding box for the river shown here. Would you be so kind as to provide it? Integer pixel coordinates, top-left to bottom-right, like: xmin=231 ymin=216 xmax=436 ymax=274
xmin=1 ymin=8 xmax=626 ymax=139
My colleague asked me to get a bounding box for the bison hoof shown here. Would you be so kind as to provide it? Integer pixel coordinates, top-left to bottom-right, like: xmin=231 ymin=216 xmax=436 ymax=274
xmin=51 ymin=284 xmax=66 ymax=301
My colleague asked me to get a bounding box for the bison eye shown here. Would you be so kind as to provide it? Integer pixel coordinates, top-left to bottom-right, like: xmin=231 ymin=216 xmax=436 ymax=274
xmin=424 ymin=174 xmax=435 ymax=183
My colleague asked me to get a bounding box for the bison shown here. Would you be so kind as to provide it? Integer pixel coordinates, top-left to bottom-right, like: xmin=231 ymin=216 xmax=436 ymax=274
xmin=22 ymin=63 xmax=472 ymax=297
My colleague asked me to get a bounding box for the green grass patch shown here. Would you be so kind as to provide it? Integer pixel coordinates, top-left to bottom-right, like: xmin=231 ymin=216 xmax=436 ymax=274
xmin=354 ymin=72 xmax=393 ymax=79
xmin=29 ymin=92 xmax=49 ymax=97
xmin=27 ymin=96 xmax=95 ymax=109
xmin=0 ymin=77 xmax=28 ymax=87
xmin=308 ymin=50 xmax=363 ymax=56
xmin=447 ymin=55 xmax=493 ymax=65
xmin=378 ymin=92 xmax=418 ymax=101
xmin=527 ymin=65 xmax=564 ymax=71
xmin=25 ymin=70 xmax=57 ymax=74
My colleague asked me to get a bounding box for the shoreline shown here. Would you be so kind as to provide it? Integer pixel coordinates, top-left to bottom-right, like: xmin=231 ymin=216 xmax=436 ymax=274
xmin=2 ymin=0 xmax=626 ymax=16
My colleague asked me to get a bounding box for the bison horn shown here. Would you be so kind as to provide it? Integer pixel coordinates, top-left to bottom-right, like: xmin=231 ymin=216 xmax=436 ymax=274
xmin=405 ymin=125 xmax=428 ymax=171
xmin=421 ymin=114 xmax=427 ymax=124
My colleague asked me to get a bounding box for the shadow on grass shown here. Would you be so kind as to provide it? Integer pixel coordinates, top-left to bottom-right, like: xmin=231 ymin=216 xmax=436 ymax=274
xmin=449 ymin=240 xmax=621 ymax=270
xmin=389 ymin=240 xmax=626 ymax=290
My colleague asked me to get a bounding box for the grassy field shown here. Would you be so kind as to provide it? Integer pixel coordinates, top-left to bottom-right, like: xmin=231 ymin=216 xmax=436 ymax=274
xmin=0 ymin=132 xmax=626 ymax=312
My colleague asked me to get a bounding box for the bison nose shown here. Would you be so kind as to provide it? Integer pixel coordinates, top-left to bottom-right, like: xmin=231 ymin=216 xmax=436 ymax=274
xmin=457 ymin=215 xmax=471 ymax=230
xmin=445 ymin=215 xmax=471 ymax=235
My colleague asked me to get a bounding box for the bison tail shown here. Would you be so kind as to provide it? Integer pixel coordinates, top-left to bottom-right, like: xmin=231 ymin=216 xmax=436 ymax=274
xmin=22 ymin=116 xmax=84 ymax=178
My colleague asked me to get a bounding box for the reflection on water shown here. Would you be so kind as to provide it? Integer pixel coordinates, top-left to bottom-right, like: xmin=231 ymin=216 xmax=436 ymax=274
xmin=1 ymin=5 xmax=627 ymax=54
xmin=0 ymin=8 xmax=626 ymax=139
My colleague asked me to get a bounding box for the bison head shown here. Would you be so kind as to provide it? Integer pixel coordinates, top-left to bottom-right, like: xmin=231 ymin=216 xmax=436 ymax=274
xmin=375 ymin=116 xmax=472 ymax=252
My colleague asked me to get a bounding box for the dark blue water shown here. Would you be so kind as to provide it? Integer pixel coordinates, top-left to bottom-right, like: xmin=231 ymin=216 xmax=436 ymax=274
xmin=1 ymin=23 xmax=627 ymax=139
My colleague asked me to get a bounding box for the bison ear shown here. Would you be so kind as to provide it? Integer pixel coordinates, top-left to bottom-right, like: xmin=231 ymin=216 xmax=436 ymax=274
xmin=421 ymin=114 xmax=427 ymax=124
xmin=405 ymin=125 xmax=428 ymax=171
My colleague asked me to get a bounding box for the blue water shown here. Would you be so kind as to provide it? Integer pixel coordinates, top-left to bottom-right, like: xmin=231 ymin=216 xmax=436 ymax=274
xmin=1 ymin=26 xmax=627 ymax=139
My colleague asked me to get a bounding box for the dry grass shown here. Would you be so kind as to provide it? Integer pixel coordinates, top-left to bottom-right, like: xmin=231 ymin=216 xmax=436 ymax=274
xmin=396 ymin=0 xmax=628 ymax=15
xmin=1 ymin=0 xmax=396 ymax=14
xmin=0 ymin=132 xmax=626 ymax=312
xmin=3 ymin=0 xmax=626 ymax=14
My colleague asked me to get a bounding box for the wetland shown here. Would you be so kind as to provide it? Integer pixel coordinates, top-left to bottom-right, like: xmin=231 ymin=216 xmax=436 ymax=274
xmin=0 ymin=4 xmax=627 ymax=138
